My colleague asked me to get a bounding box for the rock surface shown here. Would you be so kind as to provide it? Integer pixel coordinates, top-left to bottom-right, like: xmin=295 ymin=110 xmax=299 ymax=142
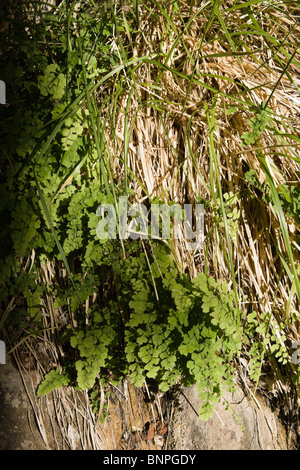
xmin=169 ymin=384 xmax=288 ymax=450
xmin=0 ymin=355 xmax=45 ymax=450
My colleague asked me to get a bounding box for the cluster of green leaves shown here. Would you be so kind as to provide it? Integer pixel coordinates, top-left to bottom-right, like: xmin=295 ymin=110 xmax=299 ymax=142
xmin=245 ymin=170 xmax=300 ymax=229
xmin=0 ymin=2 xmax=120 ymax=286
xmin=244 ymin=310 xmax=290 ymax=384
xmin=37 ymin=64 xmax=66 ymax=100
xmin=130 ymin=252 xmax=241 ymax=411
xmin=213 ymin=191 xmax=241 ymax=244
xmin=0 ymin=0 xmax=126 ymax=395
xmin=36 ymin=367 xmax=70 ymax=397
xmin=241 ymin=104 xmax=272 ymax=146
xmin=36 ymin=237 xmax=243 ymax=421
xmin=69 ymin=303 xmax=121 ymax=390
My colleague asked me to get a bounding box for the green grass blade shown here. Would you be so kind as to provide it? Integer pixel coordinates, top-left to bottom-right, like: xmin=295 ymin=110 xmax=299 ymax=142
xmin=34 ymin=173 xmax=73 ymax=283
xmin=258 ymin=154 xmax=300 ymax=303
xmin=205 ymin=98 xmax=239 ymax=310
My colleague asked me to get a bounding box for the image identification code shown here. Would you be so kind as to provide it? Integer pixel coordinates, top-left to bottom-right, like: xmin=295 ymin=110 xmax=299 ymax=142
xmin=102 ymin=454 xmax=196 ymax=466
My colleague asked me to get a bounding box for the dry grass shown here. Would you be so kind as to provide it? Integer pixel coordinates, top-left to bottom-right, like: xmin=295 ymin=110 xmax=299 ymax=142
xmin=108 ymin=0 xmax=300 ymax=311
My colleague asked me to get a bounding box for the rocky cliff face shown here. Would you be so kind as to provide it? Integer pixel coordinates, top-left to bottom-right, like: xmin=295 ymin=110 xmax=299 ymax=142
xmin=168 ymin=384 xmax=288 ymax=450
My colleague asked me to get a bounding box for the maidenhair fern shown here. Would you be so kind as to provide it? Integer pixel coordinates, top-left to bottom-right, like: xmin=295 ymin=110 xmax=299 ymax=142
xmin=241 ymin=104 xmax=272 ymax=146
xmin=37 ymin=368 xmax=70 ymax=397
xmin=213 ymin=191 xmax=241 ymax=244
xmin=36 ymin=239 xmax=244 ymax=420
xmin=37 ymin=64 xmax=66 ymax=100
